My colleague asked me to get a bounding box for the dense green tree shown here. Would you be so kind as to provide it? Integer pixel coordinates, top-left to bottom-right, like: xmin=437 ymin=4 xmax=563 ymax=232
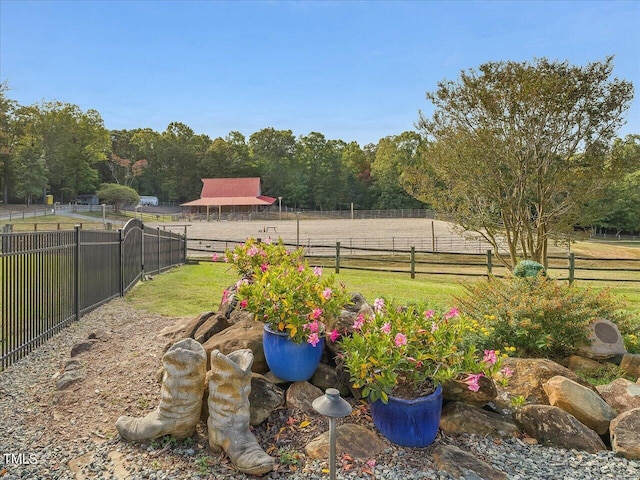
xmin=199 ymin=131 xmax=255 ymax=179
xmin=249 ymin=128 xmax=298 ymax=206
xmin=97 ymin=183 xmax=139 ymax=212
xmin=371 ymin=132 xmax=426 ymax=209
xmin=129 ymin=128 xmax=162 ymax=196
xmin=12 ymin=144 xmax=47 ymax=204
xmin=34 ymin=101 xmax=110 ymax=202
xmin=297 ymin=132 xmax=346 ymax=210
xmin=0 ymin=81 xmax=20 ymax=204
xmin=341 ymin=141 xmax=375 ymax=209
xmin=585 ymin=135 xmax=640 ymax=234
xmin=406 ymin=57 xmax=634 ymax=268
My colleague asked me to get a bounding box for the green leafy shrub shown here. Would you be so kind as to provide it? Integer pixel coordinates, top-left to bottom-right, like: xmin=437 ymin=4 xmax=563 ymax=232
xmin=620 ymin=328 xmax=640 ymax=354
xmin=456 ymin=275 xmax=632 ymax=359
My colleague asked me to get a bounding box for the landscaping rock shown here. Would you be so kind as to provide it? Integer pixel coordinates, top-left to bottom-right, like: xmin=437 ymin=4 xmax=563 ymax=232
xmin=201 ymin=320 xmax=267 ymax=373
xmin=620 ymin=353 xmax=640 ymax=379
xmin=609 ymin=407 xmax=640 ymax=460
xmin=305 ymin=423 xmax=386 ymax=460
xmin=228 ymin=308 xmax=254 ymax=325
xmin=566 ymin=354 xmax=620 ymax=378
xmin=70 ymin=339 xmax=97 ymax=357
xmin=494 ymin=358 xmax=598 ymax=409
xmin=249 ymin=373 xmax=285 ymax=426
xmin=193 ymin=312 xmax=230 ymax=344
xmin=285 ymin=381 xmax=323 ymax=414
xmin=310 ymin=363 xmax=351 ymax=397
xmin=578 ymin=319 xmax=626 ymax=360
xmin=263 ymin=370 xmax=290 ymax=386
xmin=432 ymin=444 xmax=508 ymax=480
xmin=439 ymin=401 xmax=520 ymax=438
xmin=184 ymin=311 xmax=215 ymax=339
xmin=543 ymin=375 xmax=616 ymax=435
xmin=514 ymin=404 xmax=607 ymax=453
xmin=56 ymin=360 xmax=85 ymax=390
xmin=597 ymin=377 xmax=640 ymax=413
xmin=442 ymin=375 xmax=497 ymax=406
xmin=157 ymin=316 xmax=196 ymax=349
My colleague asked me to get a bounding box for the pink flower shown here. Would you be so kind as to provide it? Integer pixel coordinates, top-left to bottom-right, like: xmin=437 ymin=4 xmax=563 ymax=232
xmin=239 ymin=299 xmax=248 ymax=309
xmin=424 ymin=309 xmax=435 ymax=319
xmin=373 ymin=298 xmax=385 ymax=313
xmin=260 ymin=263 xmax=269 ymax=272
xmin=464 ymin=373 xmax=484 ymax=392
xmin=221 ymin=289 xmax=230 ymax=305
xmin=247 ymin=245 xmax=260 ymax=257
xmin=310 ymin=308 xmax=323 ymax=319
xmin=431 ymin=321 xmax=438 ymax=333
xmin=313 ymin=266 xmax=323 ymax=276
xmin=394 ymin=333 xmax=407 ymax=347
xmin=353 ymin=314 xmax=365 ymax=331
xmin=304 ymin=320 xmax=320 ymax=333
xmin=297 ymin=264 xmax=305 ymax=272
xmin=366 ymin=459 xmax=376 ymax=468
xmin=444 ymin=307 xmax=460 ymax=319
xmin=407 ymin=356 xmax=423 ymax=368
xmin=483 ymin=350 xmax=497 ymax=365
xmin=381 ymin=322 xmax=391 ymax=334
xmin=322 ymin=287 xmax=332 ymax=300
xmin=329 ymin=329 xmax=340 ymax=342
xmin=264 ymin=238 xmax=272 ymax=245
xmin=500 ymin=366 xmax=514 ymax=378
xmin=212 ymin=252 xmax=219 ymax=262
xmin=307 ymin=333 xmax=321 ymax=347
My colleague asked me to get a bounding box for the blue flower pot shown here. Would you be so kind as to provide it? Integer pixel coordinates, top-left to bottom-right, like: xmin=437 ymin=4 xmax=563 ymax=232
xmin=262 ymin=324 xmax=324 ymax=381
xmin=369 ymin=385 xmax=443 ymax=447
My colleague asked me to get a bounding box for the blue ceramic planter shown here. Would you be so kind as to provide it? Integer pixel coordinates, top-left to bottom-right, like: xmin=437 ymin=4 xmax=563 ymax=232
xmin=262 ymin=324 xmax=324 ymax=381
xmin=369 ymin=384 xmax=443 ymax=447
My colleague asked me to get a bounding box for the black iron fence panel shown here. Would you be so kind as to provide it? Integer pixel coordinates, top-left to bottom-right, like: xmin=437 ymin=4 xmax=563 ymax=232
xmin=1 ymin=219 xmax=185 ymax=369
xmin=1 ymin=230 xmax=77 ymax=369
xmin=79 ymin=229 xmax=121 ymax=315
xmin=121 ymin=219 xmax=143 ymax=295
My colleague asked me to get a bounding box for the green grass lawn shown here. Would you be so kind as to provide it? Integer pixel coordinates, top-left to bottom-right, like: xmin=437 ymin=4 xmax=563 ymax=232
xmin=124 ymin=261 xmax=640 ymax=318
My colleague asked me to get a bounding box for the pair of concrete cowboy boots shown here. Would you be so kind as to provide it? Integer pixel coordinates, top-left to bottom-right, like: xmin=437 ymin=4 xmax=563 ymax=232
xmin=115 ymin=338 xmax=274 ymax=476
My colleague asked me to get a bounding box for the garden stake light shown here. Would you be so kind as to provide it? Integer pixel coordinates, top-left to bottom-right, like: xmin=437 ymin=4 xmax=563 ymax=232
xmin=312 ymin=388 xmax=352 ymax=480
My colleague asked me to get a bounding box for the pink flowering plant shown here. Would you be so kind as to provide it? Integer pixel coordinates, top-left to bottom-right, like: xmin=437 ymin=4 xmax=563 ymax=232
xmin=224 ymin=237 xmax=303 ymax=278
xmin=338 ymin=298 xmax=509 ymax=404
xmin=226 ymin=238 xmax=351 ymax=345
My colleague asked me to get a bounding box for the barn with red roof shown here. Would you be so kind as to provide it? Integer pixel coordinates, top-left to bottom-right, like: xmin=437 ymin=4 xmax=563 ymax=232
xmin=181 ymin=177 xmax=276 ymax=220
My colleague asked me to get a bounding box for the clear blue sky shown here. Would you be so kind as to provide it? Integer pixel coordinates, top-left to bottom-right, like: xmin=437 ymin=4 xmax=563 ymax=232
xmin=1 ymin=0 xmax=639 ymax=146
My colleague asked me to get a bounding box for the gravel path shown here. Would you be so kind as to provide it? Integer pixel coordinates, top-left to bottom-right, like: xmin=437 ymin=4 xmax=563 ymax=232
xmin=1 ymin=299 xmax=638 ymax=480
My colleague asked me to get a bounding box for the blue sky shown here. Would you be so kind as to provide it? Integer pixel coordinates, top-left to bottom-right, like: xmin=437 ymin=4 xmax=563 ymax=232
xmin=1 ymin=0 xmax=639 ymax=146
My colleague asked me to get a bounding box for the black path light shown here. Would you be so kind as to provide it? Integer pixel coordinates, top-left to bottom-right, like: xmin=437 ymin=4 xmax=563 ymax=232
xmin=312 ymin=388 xmax=352 ymax=480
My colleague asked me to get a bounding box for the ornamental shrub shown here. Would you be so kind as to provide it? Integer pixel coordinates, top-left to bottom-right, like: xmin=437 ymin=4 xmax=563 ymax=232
xmin=456 ymin=275 xmax=633 ymax=359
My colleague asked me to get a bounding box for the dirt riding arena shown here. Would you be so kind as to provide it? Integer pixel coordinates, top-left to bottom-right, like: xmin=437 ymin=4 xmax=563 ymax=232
xmin=154 ymin=217 xmax=498 ymax=256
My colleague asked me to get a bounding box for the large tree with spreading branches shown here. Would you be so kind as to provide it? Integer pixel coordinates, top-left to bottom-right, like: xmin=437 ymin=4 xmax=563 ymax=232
xmin=404 ymin=57 xmax=634 ymax=268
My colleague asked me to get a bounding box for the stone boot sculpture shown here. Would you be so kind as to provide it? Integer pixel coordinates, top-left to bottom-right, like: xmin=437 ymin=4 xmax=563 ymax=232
xmin=207 ymin=349 xmax=274 ymax=475
xmin=116 ymin=338 xmax=207 ymax=442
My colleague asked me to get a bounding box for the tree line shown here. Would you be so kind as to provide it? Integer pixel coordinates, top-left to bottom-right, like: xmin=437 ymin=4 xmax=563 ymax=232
xmin=0 ymin=86 xmax=423 ymax=212
xmin=1 ymin=56 xmax=639 ymax=267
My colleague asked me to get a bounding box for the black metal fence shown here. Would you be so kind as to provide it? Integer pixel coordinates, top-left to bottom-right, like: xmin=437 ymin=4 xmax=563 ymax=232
xmin=0 ymin=218 xmax=186 ymax=370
